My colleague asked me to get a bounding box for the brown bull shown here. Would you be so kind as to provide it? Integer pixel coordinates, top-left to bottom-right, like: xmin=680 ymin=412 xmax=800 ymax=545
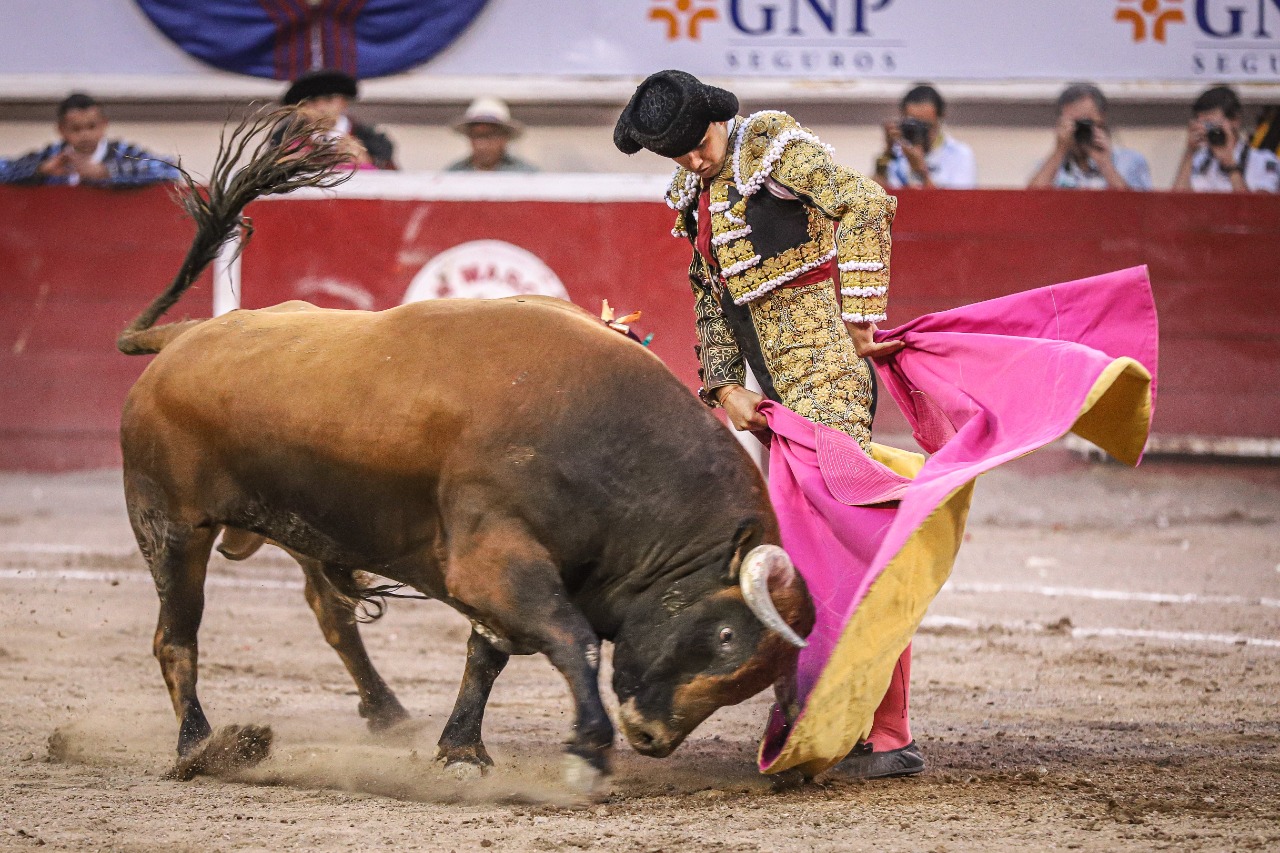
xmin=117 ymin=110 xmax=814 ymax=792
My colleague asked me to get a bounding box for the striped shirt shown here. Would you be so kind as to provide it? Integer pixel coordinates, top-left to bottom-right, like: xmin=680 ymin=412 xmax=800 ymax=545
xmin=0 ymin=139 xmax=180 ymax=187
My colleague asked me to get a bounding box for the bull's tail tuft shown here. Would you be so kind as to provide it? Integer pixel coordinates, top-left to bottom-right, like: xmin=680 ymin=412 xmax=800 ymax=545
xmin=116 ymin=104 xmax=357 ymax=355
xmin=318 ymin=565 xmax=431 ymax=624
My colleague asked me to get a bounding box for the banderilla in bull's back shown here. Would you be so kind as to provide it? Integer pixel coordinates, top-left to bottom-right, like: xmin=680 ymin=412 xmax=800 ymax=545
xmin=114 ymin=107 xmax=815 ymax=796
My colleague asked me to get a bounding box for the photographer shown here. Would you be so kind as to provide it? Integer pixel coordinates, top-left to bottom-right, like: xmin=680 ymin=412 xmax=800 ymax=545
xmin=1173 ymin=85 xmax=1278 ymax=193
xmin=874 ymin=84 xmax=976 ymax=189
xmin=1029 ymin=82 xmax=1151 ymax=190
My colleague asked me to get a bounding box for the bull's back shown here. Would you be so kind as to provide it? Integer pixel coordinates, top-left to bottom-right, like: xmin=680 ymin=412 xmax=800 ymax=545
xmin=122 ymin=297 xmax=731 ymax=488
xmin=130 ymin=299 xmax=620 ymax=439
xmin=121 ymin=297 xmax=768 ymax=570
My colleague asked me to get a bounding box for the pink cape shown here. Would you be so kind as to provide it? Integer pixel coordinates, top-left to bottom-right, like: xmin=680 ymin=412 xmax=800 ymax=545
xmin=757 ymin=266 xmax=1158 ymax=775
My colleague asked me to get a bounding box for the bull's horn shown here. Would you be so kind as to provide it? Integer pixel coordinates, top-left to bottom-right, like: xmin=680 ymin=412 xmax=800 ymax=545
xmin=739 ymin=545 xmax=808 ymax=648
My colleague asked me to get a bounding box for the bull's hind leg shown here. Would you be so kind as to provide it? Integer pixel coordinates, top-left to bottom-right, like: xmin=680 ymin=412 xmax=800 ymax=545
xmin=295 ymin=557 xmax=410 ymax=731
xmin=437 ymin=628 xmax=509 ymax=773
xmin=142 ymin=518 xmax=217 ymax=757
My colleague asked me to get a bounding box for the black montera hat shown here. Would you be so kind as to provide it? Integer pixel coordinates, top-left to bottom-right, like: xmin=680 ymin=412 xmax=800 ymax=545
xmin=613 ymin=70 xmax=739 ymax=157
xmin=283 ymin=69 xmax=359 ymax=105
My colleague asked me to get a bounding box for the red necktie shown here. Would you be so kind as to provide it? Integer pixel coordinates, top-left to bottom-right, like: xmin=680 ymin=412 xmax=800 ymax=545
xmin=695 ymin=185 xmax=716 ymax=273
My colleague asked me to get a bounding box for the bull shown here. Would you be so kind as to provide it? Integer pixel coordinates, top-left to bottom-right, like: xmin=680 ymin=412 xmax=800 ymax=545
xmin=116 ymin=110 xmax=813 ymax=792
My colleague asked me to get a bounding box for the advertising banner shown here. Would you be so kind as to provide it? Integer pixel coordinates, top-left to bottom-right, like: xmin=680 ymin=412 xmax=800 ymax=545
xmin=427 ymin=0 xmax=1280 ymax=83
xmin=2 ymin=1 xmax=1279 ymax=84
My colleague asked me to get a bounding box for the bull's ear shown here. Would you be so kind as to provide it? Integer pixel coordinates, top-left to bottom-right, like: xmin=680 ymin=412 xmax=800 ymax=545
xmin=724 ymin=519 xmax=763 ymax=584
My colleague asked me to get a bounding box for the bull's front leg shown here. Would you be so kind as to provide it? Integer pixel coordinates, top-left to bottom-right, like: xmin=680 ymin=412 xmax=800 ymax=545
xmin=444 ymin=522 xmax=612 ymax=794
xmin=437 ymin=628 xmax=509 ymax=774
xmin=535 ymin=603 xmax=613 ymax=792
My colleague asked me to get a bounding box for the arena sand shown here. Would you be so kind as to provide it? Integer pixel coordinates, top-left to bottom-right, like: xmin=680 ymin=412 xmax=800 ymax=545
xmin=1 ymin=450 xmax=1277 ymax=851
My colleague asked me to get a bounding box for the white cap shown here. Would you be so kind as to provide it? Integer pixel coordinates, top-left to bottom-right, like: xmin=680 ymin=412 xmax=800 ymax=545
xmin=452 ymin=97 xmax=524 ymax=137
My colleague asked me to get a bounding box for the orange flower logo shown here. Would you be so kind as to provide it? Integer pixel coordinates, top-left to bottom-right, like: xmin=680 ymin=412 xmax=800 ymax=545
xmin=649 ymin=0 xmax=719 ymax=41
xmin=1115 ymin=0 xmax=1186 ymax=43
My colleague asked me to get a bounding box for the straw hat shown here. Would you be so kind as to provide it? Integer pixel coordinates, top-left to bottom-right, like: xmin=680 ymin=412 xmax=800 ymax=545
xmin=452 ymin=97 xmax=524 ymax=138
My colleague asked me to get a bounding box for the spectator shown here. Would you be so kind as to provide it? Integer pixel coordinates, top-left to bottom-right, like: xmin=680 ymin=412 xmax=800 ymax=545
xmin=0 ymin=93 xmax=180 ymax=187
xmin=447 ymin=98 xmax=537 ymax=173
xmin=1029 ymin=83 xmax=1152 ymax=190
xmin=1173 ymin=85 xmax=1279 ymax=193
xmin=874 ymin=84 xmax=976 ymax=189
xmin=282 ymin=69 xmax=397 ymax=170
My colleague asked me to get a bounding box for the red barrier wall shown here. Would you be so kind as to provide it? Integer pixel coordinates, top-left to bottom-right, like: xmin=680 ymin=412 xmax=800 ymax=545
xmin=0 ymin=186 xmax=211 ymax=471
xmin=2 ymin=185 xmax=1276 ymax=470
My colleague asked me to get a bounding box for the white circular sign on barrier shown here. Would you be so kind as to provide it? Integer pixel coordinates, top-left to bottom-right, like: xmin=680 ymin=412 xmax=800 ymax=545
xmin=403 ymin=239 xmax=569 ymax=303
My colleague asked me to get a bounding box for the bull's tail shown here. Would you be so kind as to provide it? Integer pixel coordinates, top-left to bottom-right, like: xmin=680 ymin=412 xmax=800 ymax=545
xmin=116 ymin=105 xmax=357 ymax=355
xmin=119 ymin=319 xmax=207 ymax=356
xmin=316 ymin=564 xmax=432 ymax=624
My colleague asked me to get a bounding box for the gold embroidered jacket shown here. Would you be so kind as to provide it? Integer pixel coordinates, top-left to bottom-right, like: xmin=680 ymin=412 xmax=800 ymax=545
xmin=668 ymin=111 xmax=896 ymax=412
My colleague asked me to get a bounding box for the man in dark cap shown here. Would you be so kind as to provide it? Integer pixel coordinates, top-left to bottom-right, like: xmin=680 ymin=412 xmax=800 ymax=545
xmin=282 ymin=69 xmax=397 ymax=170
xmin=615 ymin=70 xmax=921 ymax=781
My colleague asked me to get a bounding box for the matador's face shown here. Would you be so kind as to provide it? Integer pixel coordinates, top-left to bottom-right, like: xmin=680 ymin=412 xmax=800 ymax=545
xmin=674 ymin=121 xmax=729 ymax=183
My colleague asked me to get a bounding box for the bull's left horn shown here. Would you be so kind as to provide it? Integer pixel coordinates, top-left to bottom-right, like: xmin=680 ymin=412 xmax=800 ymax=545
xmin=739 ymin=545 xmax=808 ymax=649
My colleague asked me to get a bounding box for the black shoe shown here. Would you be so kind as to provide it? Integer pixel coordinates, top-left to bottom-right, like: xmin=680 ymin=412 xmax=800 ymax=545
xmin=830 ymin=741 xmax=925 ymax=780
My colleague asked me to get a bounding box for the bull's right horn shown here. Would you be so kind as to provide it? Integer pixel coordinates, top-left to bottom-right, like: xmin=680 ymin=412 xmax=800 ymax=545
xmin=739 ymin=545 xmax=808 ymax=649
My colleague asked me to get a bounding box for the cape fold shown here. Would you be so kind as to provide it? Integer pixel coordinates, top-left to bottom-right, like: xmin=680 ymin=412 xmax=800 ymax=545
xmin=758 ymin=265 xmax=1158 ymax=776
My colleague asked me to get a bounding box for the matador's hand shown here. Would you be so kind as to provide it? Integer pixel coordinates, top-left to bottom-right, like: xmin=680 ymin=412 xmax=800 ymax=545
xmin=717 ymin=386 xmax=768 ymax=432
xmin=845 ymin=321 xmax=905 ymax=359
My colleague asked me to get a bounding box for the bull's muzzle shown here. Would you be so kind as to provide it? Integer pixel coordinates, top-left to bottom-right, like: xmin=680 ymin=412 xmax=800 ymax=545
xmin=617 ymin=698 xmax=682 ymax=758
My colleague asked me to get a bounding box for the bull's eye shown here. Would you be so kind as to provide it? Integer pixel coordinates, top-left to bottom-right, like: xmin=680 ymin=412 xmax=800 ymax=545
xmin=718 ymin=626 xmax=735 ymax=646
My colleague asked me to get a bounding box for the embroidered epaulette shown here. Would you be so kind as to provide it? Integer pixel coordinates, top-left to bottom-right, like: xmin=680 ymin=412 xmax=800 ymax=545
xmin=666 ymin=167 xmax=698 ymax=212
xmin=665 ymin=167 xmax=698 ymax=237
xmin=731 ymin=111 xmax=836 ymax=199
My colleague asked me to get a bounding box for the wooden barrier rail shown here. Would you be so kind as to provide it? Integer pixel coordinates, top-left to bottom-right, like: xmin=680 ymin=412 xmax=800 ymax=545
xmin=2 ymin=181 xmax=1276 ymax=470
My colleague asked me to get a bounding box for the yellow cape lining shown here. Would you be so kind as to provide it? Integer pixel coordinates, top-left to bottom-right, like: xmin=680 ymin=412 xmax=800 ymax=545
xmin=759 ymin=357 xmax=1153 ymax=775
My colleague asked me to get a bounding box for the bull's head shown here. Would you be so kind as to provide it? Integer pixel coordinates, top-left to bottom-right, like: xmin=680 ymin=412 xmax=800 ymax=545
xmin=610 ymin=528 xmax=814 ymax=758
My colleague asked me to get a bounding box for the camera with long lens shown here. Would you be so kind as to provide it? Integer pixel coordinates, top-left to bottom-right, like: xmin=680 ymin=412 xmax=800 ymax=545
xmin=1073 ymin=118 xmax=1095 ymax=147
xmin=1205 ymin=123 xmax=1228 ymax=147
xmin=898 ymin=117 xmax=930 ymax=148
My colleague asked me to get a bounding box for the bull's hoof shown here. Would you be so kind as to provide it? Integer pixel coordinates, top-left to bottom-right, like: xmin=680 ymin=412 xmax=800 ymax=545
xmin=166 ymin=724 xmax=273 ymax=781
xmin=768 ymin=768 xmax=811 ymax=791
xmin=444 ymin=760 xmax=488 ymax=781
xmin=176 ymin=715 xmax=214 ymax=758
xmin=360 ymin=699 xmax=411 ymax=733
xmin=562 ymin=754 xmax=609 ymax=800
xmin=435 ymin=743 xmax=493 ymax=779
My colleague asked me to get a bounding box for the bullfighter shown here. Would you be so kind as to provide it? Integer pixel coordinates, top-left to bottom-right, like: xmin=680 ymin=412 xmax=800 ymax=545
xmin=614 ymin=70 xmax=921 ymax=779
